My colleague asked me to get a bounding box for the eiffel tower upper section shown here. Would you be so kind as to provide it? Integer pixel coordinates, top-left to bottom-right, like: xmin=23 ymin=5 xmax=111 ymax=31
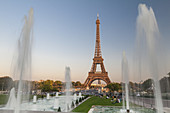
xmin=94 ymin=13 xmax=102 ymax=58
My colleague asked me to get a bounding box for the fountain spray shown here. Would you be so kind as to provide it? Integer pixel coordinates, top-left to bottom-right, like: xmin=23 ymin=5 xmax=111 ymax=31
xmin=122 ymin=51 xmax=130 ymax=112
xmin=65 ymin=67 xmax=71 ymax=112
xmin=13 ymin=8 xmax=34 ymax=113
xmin=136 ymin=4 xmax=163 ymax=113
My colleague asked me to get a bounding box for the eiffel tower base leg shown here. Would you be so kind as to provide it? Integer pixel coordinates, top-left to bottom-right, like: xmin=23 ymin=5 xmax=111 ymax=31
xmin=84 ymin=72 xmax=111 ymax=87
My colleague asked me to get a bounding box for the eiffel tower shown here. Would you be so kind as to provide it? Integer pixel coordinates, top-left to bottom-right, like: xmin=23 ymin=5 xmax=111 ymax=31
xmin=84 ymin=14 xmax=111 ymax=88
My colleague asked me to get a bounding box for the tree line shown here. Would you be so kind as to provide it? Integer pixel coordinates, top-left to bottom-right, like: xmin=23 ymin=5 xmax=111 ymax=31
xmin=105 ymin=75 xmax=170 ymax=93
xmin=0 ymin=76 xmax=83 ymax=92
xmin=0 ymin=75 xmax=170 ymax=93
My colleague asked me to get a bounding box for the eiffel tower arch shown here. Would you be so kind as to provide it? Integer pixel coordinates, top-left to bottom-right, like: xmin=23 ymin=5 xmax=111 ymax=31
xmin=84 ymin=14 xmax=111 ymax=88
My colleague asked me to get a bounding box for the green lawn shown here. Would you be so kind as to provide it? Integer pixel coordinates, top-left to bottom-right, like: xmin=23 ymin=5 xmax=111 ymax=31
xmin=0 ymin=95 xmax=9 ymax=105
xmin=72 ymin=96 xmax=122 ymax=113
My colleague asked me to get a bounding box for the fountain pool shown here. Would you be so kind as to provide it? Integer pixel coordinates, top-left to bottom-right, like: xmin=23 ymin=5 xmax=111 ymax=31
xmin=2 ymin=95 xmax=82 ymax=112
xmin=89 ymin=106 xmax=156 ymax=113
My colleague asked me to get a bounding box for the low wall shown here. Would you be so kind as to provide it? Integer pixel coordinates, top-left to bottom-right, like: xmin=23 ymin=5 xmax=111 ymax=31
xmin=0 ymin=109 xmax=75 ymax=113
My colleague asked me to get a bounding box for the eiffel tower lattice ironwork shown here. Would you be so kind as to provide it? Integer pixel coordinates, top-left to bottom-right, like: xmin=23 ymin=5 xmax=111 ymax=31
xmin=84 ymin=14 xmax=111 ymax=88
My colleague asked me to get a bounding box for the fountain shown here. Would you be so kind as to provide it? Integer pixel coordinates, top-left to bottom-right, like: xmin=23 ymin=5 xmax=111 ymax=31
xmin=1 ymin=7 xmax=79 ymax=113
xmin=135 ymin=4 xmax=164 ymax=113
xmin=5 ymin=88 xmax=16 ymax=109
xmin=1 ymin=67 xmax=81 ymax=112
xmin=121 ymin=52 xmax=131 ymax=112
xmin=74 ymin=93 xmax=77 ymax=101
xmin=33 ymin=95 xmax=37 ymax=104
xmin=53 ymin=98 xmax=59 ymax=110
xmin=78 ymin=92 xmax=82 ymax=97
xmin=65 ymin=67 xmax=72 ymax=112
xmin=55 ymin=92 xmax=59 ymax=97
xmin=7 ymin=8 xmax=34 ymax=113
xmin=46 ymin=93 xmax=50 ymax=100
xmin=53 ymin=92 xmax=59 ymax=110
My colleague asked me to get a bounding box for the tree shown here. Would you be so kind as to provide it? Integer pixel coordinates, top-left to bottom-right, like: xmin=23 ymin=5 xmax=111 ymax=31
xmin=42 ymin=80 xmax=53 ymax=92
xmin=129 ymin=81 xmax=134 ymax=89
xmin=36 ymin=80 xmax=63 ymax=92
xmin=31 ymin=81 xmax=38 ymax=90
xmin=72 ymin=81 xmax=75 ymax=87
xmin=52 ymin=86 xmax=59 ymax=92
xmin=142 ymin=79 xmax=153 ymax=91
xmin=0 ymin=76 xmax=13 ymax=91
xmin=160 ymin=77 xmax=170 ymax=93
xmin=54 ymin=80 xmax=62 ymax=91
xmin=54 ymin=80 xmax=62 ymax=86
xmin=75 ymin=81 xmax=81 ymax=86
xmin=106 ymin=83 xmax=121 ymax=92
xmin=37 ymin=80 xmax=44 ymax=89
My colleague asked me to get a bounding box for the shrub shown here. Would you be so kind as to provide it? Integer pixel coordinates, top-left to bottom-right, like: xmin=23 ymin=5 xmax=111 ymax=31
xmin=76 ymin=99 xmax=79 ymax=105
xmin=79 ymin=98 xmax=82 ymax=102
xmin=71 ymin=101 xmax=75 ymax=108
xmin=58 ymin=107 xmax=61 ymax=112
xmin=84 ymin=95 xmax=89 ymax=99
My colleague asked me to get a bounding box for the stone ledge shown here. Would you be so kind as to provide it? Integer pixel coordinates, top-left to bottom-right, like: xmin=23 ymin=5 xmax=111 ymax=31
xmin=0 ymin=109 xmax=76 ymax=113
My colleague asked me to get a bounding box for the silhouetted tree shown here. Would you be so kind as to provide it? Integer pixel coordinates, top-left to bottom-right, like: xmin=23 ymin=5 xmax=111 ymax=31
xmin=0 ymin=76 xmax=13 ymax=91
xmin=58 ymin=107 xmax=61 ymax=112
xmin=142 ymin=79 xmax=153 ymax=91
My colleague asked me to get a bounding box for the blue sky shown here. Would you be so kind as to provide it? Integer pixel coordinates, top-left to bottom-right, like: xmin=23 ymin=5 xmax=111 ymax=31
xmin=0 ymin=0 xmax=170 ymax=83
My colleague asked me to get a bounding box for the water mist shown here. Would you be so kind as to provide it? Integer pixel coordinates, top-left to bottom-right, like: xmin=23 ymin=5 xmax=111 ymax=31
xmin=122 ymin=52 xmax=130 ymax=111
xmin=12 ymin=8 xmax=34 ymax=113
xmin=136 ymin=4 xmax=163 ymax=113
xmin=65 ymin=67 xmax=72 ymax=112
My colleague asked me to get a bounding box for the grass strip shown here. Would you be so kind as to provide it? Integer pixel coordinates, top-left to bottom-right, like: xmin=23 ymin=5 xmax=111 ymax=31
xmin=72 ymin=96 xmax=122 ymax=113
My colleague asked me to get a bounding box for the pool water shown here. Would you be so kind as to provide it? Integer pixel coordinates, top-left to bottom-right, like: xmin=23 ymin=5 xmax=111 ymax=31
xmin=90 ymin=106 xmax=156 ymax=113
